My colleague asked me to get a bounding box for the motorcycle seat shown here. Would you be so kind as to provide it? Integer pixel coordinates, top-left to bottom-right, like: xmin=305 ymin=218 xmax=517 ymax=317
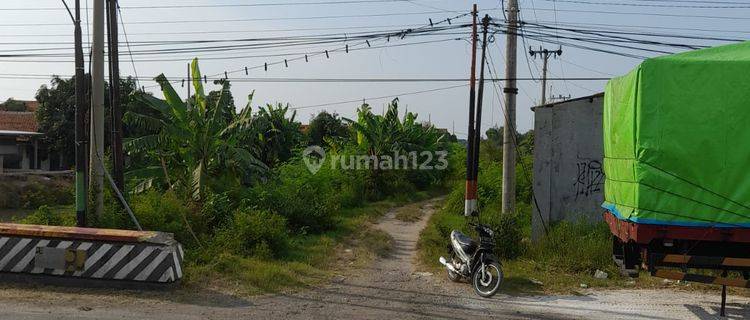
xmin=451 ymin=230 xmax=477 ymax=248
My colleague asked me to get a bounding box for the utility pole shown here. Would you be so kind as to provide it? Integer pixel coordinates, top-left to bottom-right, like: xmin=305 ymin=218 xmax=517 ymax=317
xmin=471 ymin=15 xmax=491 ymax=208
xmin=107 ymin=0 xmax=123 ymax=191
xmin=68 ymin=0 xmax=87 ymax=227
xmin=90 ymin=0 xmax=105 ymax=218
xmin=529 ymin=46 xmax=562 ymax=105
xmin=501 ymin=0 xmax=519 ymax=214
xmin=464 ymin=4 xmax=479 ymax=217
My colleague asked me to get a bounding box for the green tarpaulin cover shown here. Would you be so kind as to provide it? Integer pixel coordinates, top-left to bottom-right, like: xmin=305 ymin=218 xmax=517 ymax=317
xmin=603 ymin=41 xmax=750 ymax=227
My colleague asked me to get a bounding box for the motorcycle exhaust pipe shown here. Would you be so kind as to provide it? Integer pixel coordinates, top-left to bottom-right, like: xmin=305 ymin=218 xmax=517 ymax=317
xmin=439 ymin=256 xmax=459 ymax=274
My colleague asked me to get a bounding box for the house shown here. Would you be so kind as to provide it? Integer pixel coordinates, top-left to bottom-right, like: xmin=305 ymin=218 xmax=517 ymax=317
xmin=0 ymin=100 xmax=63 ymax=173
xmin=531 ymin=93 xmax=604 ymax=241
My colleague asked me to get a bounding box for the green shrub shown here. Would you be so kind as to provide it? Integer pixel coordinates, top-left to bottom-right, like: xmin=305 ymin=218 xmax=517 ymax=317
xmin=213 ymin=208 xmax=288 ymax=258
xmin=129 ymin=190 xmax=194 ymax=244
xmin=527 ymin=221 xmax=614 ymax=274
xmin=480 ymin=206 xmax=526 ymax=259
xmin=199 ymin=191 xmax=235 ymax=230
xmin=247 ymin=159 xmax=341 ymax=233
xmin=19 ymin=205 xmax=76 ymax=226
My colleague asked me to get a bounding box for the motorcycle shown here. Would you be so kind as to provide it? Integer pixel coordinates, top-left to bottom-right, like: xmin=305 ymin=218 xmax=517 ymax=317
xmin=439 ymin=222 xmax=503 ymax=297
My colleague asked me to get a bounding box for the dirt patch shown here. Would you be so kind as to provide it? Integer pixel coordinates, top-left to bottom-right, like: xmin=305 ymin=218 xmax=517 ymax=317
xmin=393 ymin=200 xmax=433 ymax=222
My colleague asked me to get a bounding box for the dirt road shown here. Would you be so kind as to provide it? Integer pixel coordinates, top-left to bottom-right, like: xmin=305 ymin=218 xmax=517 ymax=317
xmin=0 ymin=198 xmax=748 ymax=319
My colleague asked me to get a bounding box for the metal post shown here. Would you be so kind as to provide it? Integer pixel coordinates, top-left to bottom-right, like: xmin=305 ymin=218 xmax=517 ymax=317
xmin=73 ymin=0 xmax=87 ymax=227
xmin=107 ymin=0 xmax=123 ymax=190
xmin=721 ymin=269 xmax=728 ymax=317
xmin=541 ymin=54 xmax=548 ymax=105
xmin=90 ymin=0 xmax=105 ymax=219
xmin=721 ymin=284 xmax=727 ymax=317
xmin=501 ymin=0 xmax=519 ymax=214
xmin=464 ymin=4 xmax=479 ymax=217
xmin=471 ymin=15 xmax=491 ymax=206
xmin=33 ymin=139 xmax=38 ymax=170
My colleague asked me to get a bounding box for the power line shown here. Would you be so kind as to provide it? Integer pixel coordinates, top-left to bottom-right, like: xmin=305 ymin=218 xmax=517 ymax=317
xmin=519 ymin=6 xmax=750 ymax=21
xmin=0 ymin=24 xmax=469 ymax=56
xmin=292 ymin=84 xmax=467 ymax=109
xmin=0 ymin=24 xmax=428 ymax=38
xmin=0 ymin=0 xmax=413 ymax=11
xmin=528 ymin=19 xmax=750 ymax=35
xmin=0 ymin=10 xmax=459 ymax=26
xmin=0 ymin=75 xmax=610 ymax=82
xmin=537 ymin=0 xmax=750 ymax=9
xmin=0 ymin=37 xmax=464 ymax=63
xmin=117 ymin=3 xmax=139 ymax=88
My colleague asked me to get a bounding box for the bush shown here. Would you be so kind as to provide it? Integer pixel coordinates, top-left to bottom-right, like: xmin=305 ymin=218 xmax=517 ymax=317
xmin=18 ymin=205 xmax=76 ymax=226
xmin=246 ymin=159 xmax=341 ymax=233
xmin=527 ymin=221 xmax=614 ymax=274
xmin=129 ymin=190 xmax=194 ymax=244
xmin=213 ymin=208 xmax=288 ymax=258
xmin=199 ymin=191 xmax=235 ymax=231
xmin=0 ymin=176 xmax=73 ymax=210
xmin=480 ymin=207 xmax=526 ymax=259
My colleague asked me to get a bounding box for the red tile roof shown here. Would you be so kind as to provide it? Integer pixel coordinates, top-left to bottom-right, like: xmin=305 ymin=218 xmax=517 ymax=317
xmin=0 ymin=111 xmax=38 ymax=132
xmin=23 ymin=101 xmax=39 ymax=112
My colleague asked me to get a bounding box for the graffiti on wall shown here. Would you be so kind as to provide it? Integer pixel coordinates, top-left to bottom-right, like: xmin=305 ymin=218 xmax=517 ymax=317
xmin=574 ymin=159 xmax=604 ymax=200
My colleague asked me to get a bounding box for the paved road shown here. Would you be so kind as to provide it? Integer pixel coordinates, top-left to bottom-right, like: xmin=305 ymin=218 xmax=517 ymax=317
xmin=0 ymin=198 xmax=748 ymax=319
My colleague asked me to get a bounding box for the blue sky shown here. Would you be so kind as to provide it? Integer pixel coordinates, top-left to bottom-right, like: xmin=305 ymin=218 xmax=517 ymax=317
xmin=0 ymin=0 xmax=746 ymax=136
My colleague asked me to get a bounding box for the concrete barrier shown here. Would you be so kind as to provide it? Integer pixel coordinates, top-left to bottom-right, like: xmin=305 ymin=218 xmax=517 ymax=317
xmin=0 ymin=223 xmax=183 ymax=283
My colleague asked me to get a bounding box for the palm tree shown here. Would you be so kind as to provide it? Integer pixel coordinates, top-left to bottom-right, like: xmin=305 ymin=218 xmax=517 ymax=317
xmin=124 ymin=58 xmax=266 ymax=200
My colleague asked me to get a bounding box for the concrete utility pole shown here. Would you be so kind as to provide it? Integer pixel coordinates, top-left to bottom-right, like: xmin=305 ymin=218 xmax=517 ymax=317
xmin=67 ymin=0 xmax=88 ymax=227
xmin=464 ymin=4 xmax=479 ymax=217
xmin=90 ymin=0 xmax=105 ymax=218
xmin=529 ymin=46 xmax=562 ymax=105
xmin=107 ymin=0 xmax=123 ymax=191
xmin=501 ymin=0 xmax=519 ymax=214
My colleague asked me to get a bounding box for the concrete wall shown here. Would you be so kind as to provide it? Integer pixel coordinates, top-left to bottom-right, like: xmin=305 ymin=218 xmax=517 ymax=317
xmin=532 ymin=94 xmax=604 ymax=241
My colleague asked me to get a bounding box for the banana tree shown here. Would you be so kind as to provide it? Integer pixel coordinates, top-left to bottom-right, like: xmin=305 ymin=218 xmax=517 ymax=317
xmin=125 ymin=58 xmax=266 ymax=201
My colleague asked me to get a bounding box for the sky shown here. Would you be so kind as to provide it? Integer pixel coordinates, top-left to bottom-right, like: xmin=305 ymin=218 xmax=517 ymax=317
xmin=0 ymin=0 xmax=746 ymax=137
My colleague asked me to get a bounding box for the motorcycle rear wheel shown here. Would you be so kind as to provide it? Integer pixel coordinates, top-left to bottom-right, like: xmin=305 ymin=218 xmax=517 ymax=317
xmin=472 ymin=261 xmax=503 ymax=298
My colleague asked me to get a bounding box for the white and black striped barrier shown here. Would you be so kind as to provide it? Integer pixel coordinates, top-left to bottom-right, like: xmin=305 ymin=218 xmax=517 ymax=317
xmin=0 ymin=223 xmax=183 ymax=284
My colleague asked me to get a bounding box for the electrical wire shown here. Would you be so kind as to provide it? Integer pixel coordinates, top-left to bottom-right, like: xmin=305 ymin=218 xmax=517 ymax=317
xmin=0 ymin=10 xmax=462 ymax=27
xmin=292 ymin=84 xmax=467 ymax=109
xmin=536 ymin=0 xmax=750 ymax=9
xmin=0 ymin=0 xmax=414 ymax=11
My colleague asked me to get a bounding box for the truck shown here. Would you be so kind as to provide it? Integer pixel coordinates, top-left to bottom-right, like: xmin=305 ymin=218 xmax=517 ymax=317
xmin=602 ymin=41 xmax=750 ymax=315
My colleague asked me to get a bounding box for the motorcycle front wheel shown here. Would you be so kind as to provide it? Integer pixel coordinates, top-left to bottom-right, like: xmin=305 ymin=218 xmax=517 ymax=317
xmin=472 ymin=261 xmax=503 ymax=298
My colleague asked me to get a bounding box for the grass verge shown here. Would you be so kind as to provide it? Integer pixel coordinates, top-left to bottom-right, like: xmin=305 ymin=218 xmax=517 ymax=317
xmin=416 ymin=197 xmax=722 ymax=295
xmin=185 ymin=187 xmax=445 ymax=295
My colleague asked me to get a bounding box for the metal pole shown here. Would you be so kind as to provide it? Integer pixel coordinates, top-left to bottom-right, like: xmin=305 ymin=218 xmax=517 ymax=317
xmin=107 ymin=0 xmax=123 ymax=190
xmin=721 ymin=269 xmax=728 ymax=317
xmin=541 ymin=51 xmax=548 ymax=105
xmin=73 ymin=0 xmax=87 ymax=227
xmin=471 ymin=15 xmax=490 ymax=208
xmin=90 ymin=0 xmax=105 ymax=219
xmin=464 ymin=4 xmax=479 ymax=217
xmin=502 ymin=0 xmax=519 ymax=214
